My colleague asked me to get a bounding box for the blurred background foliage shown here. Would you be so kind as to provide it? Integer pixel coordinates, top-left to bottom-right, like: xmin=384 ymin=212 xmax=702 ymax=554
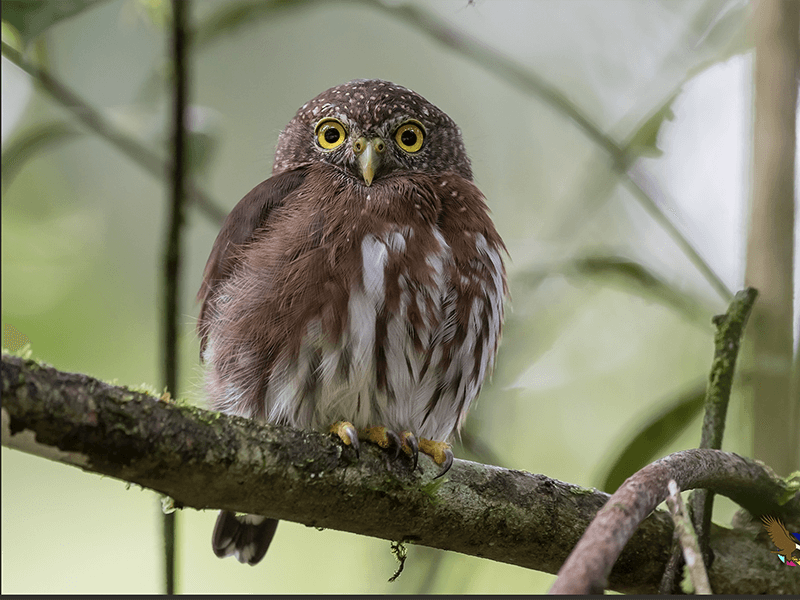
xmin=1 ymin=0 xmax=796 ymax=594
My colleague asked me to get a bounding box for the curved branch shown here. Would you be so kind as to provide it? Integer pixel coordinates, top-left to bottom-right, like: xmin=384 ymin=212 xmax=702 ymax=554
xmin=550 ymin=448 xmax=800 ymax=594
xmin=2 ymin=354 xmax=796 ymax=594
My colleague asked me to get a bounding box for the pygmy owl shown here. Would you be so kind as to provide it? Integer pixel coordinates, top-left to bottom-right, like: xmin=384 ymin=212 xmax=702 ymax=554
xmin=198 ymin=79 xmax=507 ymax=565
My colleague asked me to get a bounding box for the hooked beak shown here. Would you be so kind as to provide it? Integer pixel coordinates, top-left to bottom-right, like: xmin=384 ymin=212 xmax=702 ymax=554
xmin=354 ymin=137 xmax=385 ymax=186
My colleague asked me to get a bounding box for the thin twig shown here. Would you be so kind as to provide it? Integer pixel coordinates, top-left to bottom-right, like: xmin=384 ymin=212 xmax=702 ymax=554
xmin=660 ymin=287 xmax=758 ymax=592
xmin=691 ymin=288 xmax=759 ymax=555
xmin=665 ymin=480 xmax=711 ymax=594
xmin=161 ymin=1 xmax=189 ymax=593
xmin=699 ymin=287 xmax=759 ymax=450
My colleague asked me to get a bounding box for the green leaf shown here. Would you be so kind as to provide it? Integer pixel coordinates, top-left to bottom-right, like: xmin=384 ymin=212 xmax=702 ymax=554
xmin=1 ymin=121 xmax=84 ymax=195
xmin=596 ymin=382 xmax=705 ymax=493
xmin=1 ymin=19 xmax=24 ymax=51
xmin=2 ymin=0 xmax=108 ymax=45
xmin=624 ymin=93 xmax=678 ymax=159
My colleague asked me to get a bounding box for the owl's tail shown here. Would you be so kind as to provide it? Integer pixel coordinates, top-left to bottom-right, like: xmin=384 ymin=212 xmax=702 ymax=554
xmin=211 ymin=510 xmax=278 ymax=565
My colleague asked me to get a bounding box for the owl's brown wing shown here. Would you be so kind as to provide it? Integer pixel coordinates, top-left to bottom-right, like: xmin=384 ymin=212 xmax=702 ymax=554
xmin=197 ymin=167 xmax=307 ymax=357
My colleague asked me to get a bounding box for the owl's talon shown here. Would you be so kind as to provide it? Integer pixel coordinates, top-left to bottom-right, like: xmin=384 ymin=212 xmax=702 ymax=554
xmin=329 ymin=421 xmax=360 ymax=458
xmin=400 ymin=431 xmax=419 ymax=470
xmin=358 ymin=428 xmax=452 ymax=475
xmin=419 ymin=438 xmax=454 ymax=478
xmin=434 ymin=448 xmax=454 ymax=479
xmin=386 ymin=429 xmax=402 ymax=459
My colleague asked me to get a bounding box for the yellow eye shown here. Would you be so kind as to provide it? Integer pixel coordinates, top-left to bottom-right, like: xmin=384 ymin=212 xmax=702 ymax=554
xmin=315 ymin=119 xmax=347 ymax=150
xmin=395 ymin=121 xmax=425 ymax=153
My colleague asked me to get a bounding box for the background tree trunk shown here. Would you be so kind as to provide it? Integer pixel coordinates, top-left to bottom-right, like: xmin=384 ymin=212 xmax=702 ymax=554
xmin=745 ymin=0 xmax=799 ymax=477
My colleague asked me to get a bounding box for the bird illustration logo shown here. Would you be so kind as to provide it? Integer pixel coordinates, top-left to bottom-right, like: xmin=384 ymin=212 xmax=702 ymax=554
xmin=761 ymin=515 xmax=800 ymax=566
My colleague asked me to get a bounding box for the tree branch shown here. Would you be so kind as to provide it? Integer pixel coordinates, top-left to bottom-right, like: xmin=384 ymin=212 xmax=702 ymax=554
xmin=2 ymin=354 xmax=797 ymax=594
xmin=689 ymin=287 xmax=759 ymax=566
xmin=665 ymin=480 xmax=711 ymax=594
xmin=160 ymin=0 xmax=190 ymax=592
xmin=550 ymin=439 xmax=799 ymax=594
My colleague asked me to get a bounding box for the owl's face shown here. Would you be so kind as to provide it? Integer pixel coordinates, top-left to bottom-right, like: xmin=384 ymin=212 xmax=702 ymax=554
xmin=272 ymin=79 xmax=472 ymax=185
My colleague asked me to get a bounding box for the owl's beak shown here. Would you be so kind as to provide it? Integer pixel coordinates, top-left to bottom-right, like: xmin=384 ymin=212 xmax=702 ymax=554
xmin=354 ymin=137 xmax=385 ymax=186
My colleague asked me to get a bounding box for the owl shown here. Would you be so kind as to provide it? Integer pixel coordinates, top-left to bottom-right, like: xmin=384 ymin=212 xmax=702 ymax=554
xmin=198 ymin=79 xmax=507 ymax=565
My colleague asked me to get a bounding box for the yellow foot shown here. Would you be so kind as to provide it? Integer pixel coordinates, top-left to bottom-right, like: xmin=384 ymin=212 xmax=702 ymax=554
xmin=361 ymin=426 xmax=402 ymax=456
xmin=330 ymin=423 xmax=453 ymax=478
xmin=361 ymin=427 xmax=420 ymax=469
xmin=418 ymin=438 xmax=454 ymax=479
xmin=329 ymin=421 xmax=360 ymax=457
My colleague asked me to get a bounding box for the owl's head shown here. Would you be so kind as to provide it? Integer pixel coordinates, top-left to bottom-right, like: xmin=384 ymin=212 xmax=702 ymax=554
xmin=272 ymin=79 xmax=472 ymax=185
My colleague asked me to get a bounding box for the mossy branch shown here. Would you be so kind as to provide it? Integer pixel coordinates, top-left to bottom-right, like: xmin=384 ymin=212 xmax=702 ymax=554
xmin=2 ymin=354 xmax=797 ymax=594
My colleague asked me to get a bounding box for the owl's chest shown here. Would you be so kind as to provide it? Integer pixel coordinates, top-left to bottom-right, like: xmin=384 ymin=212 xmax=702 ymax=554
xmin=262 ymin=221 xmax=456 ymax=433
xmin=208 ymin=180 xmax=504 ymax=439
xmin=298 ymin=222 xmax=453 ymax=350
